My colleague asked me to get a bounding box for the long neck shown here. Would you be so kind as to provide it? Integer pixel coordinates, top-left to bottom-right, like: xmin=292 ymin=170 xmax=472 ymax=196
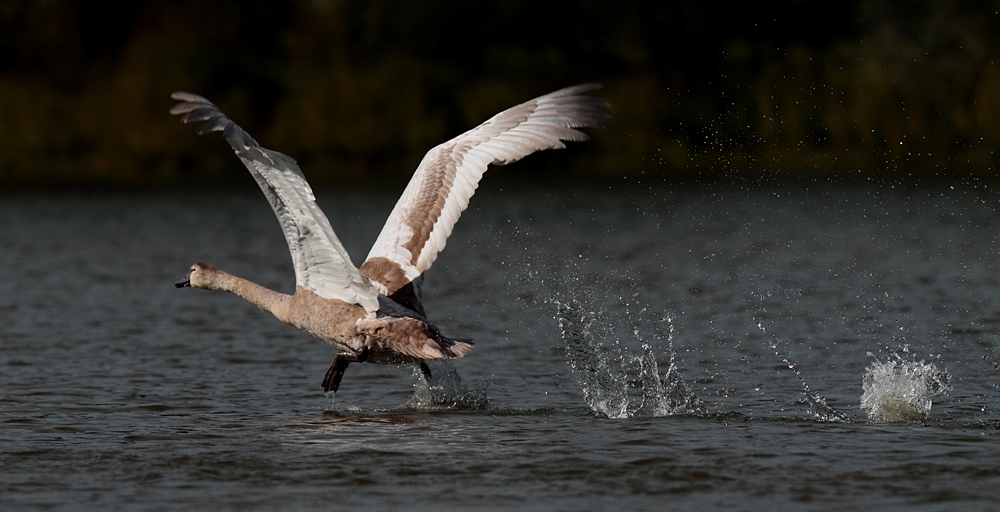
xmin=215 ymin=272 xmax=293 ymax=323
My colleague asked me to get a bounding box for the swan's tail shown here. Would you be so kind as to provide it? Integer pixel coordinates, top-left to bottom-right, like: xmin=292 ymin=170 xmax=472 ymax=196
xmin=358 ymin=317 xmax=474 ymax=360
xmin=438 ymin=335 xmax=474 ymax=358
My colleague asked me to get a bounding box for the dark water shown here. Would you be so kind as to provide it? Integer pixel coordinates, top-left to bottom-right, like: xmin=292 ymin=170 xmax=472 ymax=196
xmin=2 ymin=181 xmax=1000 ymax=510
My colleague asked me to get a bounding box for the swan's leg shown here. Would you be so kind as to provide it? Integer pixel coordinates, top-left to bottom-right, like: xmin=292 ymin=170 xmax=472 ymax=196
xmin=321 ymin=356 xmax=350 ymax=393
xmin=321 ymin=349 xmax=368 ymax=393
xmin=419 ymin=361 xmax=433 ymax=384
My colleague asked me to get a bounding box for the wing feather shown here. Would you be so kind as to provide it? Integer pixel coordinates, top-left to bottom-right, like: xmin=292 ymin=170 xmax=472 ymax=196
xmin=170 ymin=92 xmax=379 ymax=312
xmin=361 ymin=83 xmax=610 ymax=295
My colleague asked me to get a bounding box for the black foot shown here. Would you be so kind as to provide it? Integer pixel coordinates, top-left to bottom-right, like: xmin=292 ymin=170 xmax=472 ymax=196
xmin=420 ymin=361 xmax=433 ymax=384
xmin=322 ymin=356 xmax=351 ymax=393
xmin=321 ymin=349 xmax=368 ymax=393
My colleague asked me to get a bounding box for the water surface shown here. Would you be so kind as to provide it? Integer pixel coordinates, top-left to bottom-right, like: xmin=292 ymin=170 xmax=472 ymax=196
xmin=2 ymin=181 xmax=1000 ymax=510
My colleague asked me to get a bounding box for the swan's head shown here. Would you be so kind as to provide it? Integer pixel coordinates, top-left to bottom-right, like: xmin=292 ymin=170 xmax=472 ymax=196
xmin=175 ymin=263 xmax=223 ymax=290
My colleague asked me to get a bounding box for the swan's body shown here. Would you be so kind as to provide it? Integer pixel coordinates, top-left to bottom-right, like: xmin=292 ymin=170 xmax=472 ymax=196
xmin=171 ymin=84 xmax=609 ymax=392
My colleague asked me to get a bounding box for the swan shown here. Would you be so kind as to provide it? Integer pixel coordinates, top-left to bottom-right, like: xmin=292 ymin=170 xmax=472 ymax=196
xmin=170 ymin=84 xmax=610 ymax=392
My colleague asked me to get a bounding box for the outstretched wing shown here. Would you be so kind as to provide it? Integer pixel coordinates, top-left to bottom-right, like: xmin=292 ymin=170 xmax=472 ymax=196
xmin=170 ymin=92 xmax=379 ymax=312
xmin=360 ymin=83 xmax=610 ymax=301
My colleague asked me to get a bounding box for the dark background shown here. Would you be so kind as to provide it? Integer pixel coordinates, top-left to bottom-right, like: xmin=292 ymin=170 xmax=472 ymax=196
xmin=2 ymin=0 xmax=999 ymax=186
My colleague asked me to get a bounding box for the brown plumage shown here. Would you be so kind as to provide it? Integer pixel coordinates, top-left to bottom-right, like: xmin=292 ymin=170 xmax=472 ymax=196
xmin=170 ymin=84 xmax=610 ymax=392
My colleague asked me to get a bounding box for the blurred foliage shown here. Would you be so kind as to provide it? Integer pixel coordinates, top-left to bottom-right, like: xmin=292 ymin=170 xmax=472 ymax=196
xmin=1 ymin=0 xmax=999 ymax=186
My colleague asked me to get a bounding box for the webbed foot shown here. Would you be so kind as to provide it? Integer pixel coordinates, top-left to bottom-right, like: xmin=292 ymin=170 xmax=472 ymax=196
xmin=419 ymin=361 xmax=432 ymax=384
xmin=321 ymin=349 xmax=368 ymax=393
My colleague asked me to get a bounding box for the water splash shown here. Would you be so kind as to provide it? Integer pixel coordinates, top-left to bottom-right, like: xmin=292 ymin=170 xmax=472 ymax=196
xmin=558 ymin=302 xmax=628 ymax=418
xmin=860 ymin=350 xmax=951 ymax=423
xmin=757 ymin=321 xmax=849 ymax=422
xmin=556 ymin=299 xmax=705 ymax=419
xmin=400 ymin=361 xmax=490 ymax=412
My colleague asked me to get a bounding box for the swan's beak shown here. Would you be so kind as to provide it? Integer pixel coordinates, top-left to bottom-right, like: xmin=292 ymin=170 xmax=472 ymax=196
xmin=175 ymin=275 xmax=191 ymax=288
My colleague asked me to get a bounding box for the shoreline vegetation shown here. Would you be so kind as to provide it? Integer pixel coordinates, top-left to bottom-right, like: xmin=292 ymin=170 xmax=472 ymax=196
xmin=2 ymin=1 xmax=999 ymax=187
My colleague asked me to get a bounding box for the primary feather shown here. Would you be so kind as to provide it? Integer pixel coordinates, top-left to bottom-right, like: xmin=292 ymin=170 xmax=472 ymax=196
xmin=170 ymin=93 xmax=380 ymax=312
xmin=360 ymin=83 xmax=610 ymax=300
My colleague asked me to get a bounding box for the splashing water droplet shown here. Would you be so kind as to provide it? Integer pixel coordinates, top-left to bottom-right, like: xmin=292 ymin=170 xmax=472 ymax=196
xmin=860 ymin=354 xmax=951 ymax=423
xmin=556 ymin=299 xmax=705 ymax=418
xmin=400 ymin=361 xmax=490 ymax=411
xmin=757 ymin=320 xmax=849 ymax=422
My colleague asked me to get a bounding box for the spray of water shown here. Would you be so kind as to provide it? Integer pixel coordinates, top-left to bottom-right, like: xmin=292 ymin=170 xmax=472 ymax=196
xmin=321 ymin=362 xmax=489 ymax=413
xmin=556 ymin=299 xmax=705 ymax=419
xmin=860 ymin=349 xmax=951 ymax=423
xmin=756 ymin=321 xmax=849 ymax=422
xmin=400 ymin=361 xmax=490 ymax=412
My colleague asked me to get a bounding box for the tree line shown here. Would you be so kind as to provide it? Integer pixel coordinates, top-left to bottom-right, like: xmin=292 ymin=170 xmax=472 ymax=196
xmin=2 ymin=0 xmax=999 ymax=186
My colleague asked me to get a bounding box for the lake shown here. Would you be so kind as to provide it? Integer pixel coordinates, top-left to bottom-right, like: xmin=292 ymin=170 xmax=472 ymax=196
xmin=2 ymin=178 xmax=999 ymax=510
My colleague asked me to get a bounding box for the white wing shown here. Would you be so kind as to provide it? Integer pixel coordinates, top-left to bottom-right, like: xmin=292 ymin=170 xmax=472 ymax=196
xmin=170 ymin=92 xmax=379 ymax=312
xmin=360 ymin=83 xmax=610 ymax=299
